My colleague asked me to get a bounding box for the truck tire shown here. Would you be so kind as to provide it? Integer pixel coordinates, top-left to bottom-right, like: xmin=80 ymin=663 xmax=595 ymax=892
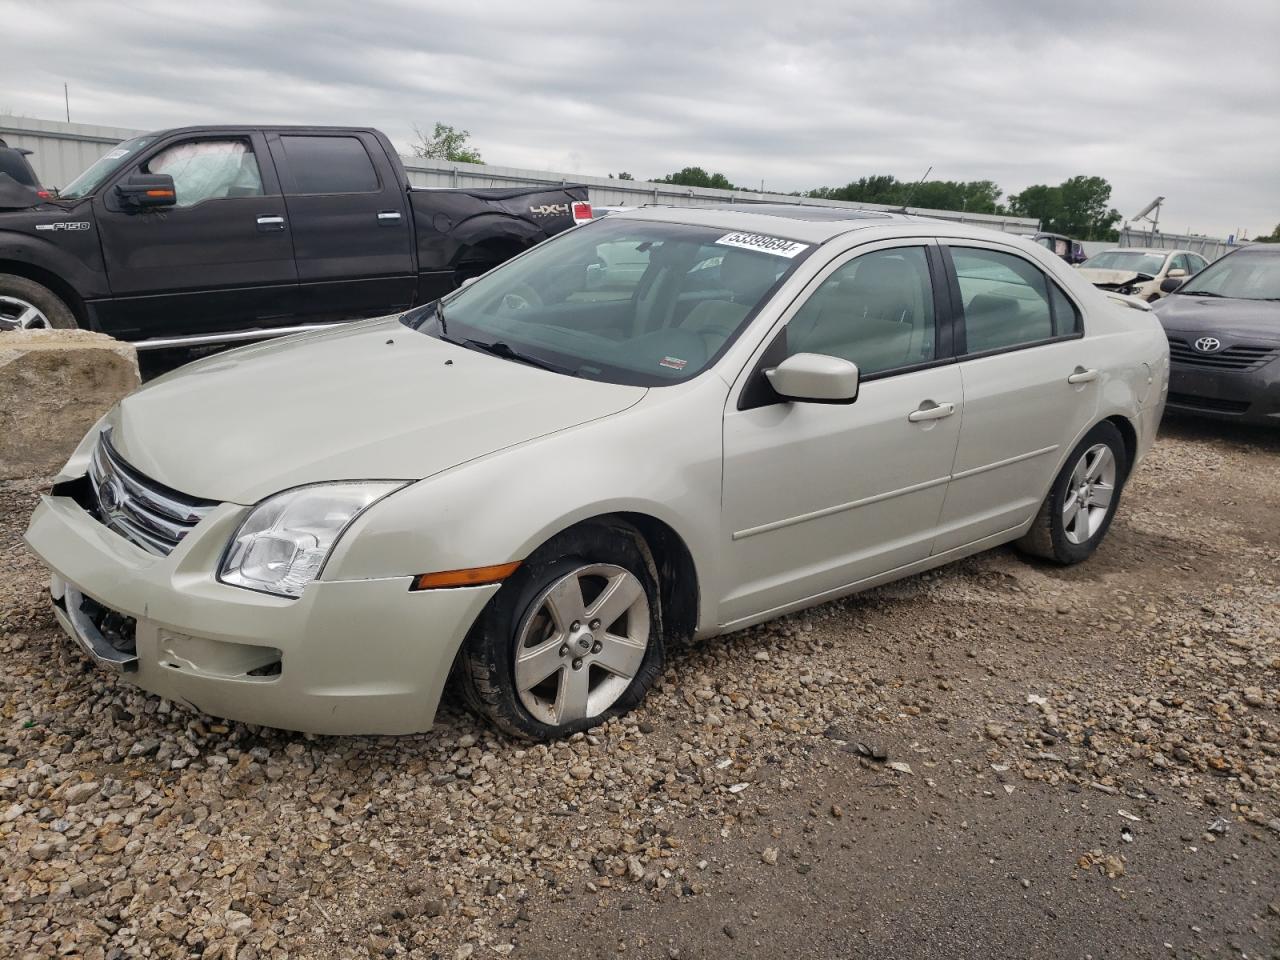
xmin=0 ymin=274 xmax=78 ymax=331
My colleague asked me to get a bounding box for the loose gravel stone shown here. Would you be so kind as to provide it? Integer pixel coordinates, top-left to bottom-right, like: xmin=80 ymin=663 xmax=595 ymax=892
xmin=1 ymin=428 xmax=1276 ymax=957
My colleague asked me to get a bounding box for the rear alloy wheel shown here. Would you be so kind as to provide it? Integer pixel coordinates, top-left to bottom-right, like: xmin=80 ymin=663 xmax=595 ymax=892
xmin=0 ymin=274 xmax=77 ymax=331
xmin=457 ymin=522 xmax=665 ymax=740
xmin=1061 ymin=443 xmax=1117 ymax=545
xmin=1016 ymin=421 xmax=1128 ymax=565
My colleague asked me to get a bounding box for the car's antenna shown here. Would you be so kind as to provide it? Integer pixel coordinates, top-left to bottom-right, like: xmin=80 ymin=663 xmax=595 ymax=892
xmin=898 ymin=166 xmax=932 ymax=213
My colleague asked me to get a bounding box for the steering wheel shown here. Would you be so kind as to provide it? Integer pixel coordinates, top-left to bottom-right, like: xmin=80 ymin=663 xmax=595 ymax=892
xmin=500 ymin=283 xmax=543 ymax=312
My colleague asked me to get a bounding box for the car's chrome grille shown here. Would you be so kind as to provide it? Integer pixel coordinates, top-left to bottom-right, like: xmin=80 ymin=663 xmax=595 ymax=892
xmin=87 ymin=431 xmax=217 ymax=556
xmin=1167 ymin=336 xmax=1279 ymax=371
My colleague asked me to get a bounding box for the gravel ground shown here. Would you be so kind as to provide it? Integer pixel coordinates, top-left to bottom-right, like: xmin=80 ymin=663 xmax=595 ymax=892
xmin=1 ymin=414 xmax=1277 ymax=960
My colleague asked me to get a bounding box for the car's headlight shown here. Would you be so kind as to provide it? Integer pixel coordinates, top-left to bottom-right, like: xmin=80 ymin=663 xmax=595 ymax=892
xmin=218 ymin=482 xmax=406 ymax=598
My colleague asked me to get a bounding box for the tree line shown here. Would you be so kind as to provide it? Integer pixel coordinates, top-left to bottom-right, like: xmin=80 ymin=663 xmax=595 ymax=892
xmin=648 ymin=167 xmax=1124 ymax=241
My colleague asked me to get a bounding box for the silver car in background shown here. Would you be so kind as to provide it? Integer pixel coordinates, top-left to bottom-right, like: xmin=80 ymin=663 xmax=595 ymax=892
xmin=26 ymin=205 xmax=1169 ymax=739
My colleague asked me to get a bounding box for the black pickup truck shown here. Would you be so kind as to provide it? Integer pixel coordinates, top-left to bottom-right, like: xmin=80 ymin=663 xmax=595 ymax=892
xmin=0 ymin=125 xmax=589 ymax=346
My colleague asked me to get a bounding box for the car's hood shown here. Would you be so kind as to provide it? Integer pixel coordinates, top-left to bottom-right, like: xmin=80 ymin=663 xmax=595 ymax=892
xmin=106 ymin=318 xmax=647 ymax=503
xmin=1078 ymin=268 xmax=1147 ymax=286
xmin=1152 ymin=294 xmax=1280 ymax=343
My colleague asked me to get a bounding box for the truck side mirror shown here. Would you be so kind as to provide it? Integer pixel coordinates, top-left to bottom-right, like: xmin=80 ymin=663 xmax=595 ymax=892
xmin=115 ymin=174 xmax=177 ymax=210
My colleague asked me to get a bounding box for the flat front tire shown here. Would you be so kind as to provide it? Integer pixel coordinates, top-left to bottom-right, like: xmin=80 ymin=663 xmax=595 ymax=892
xmin=457 ymin=521 xmax=665 ymax=740
xmin=1016 ymin=421 xmax=1129 ymax=565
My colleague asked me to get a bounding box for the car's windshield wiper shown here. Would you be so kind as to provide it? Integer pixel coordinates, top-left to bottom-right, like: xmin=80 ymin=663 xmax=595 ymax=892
xmin=461 ymin=338 xmax=572 ymax=375
xmin=1178 ymin=289 xmax=1225 ymax=298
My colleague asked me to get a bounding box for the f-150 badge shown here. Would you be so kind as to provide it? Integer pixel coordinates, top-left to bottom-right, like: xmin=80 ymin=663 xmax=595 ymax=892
xmin=35 ymin=222 xmax=91 ymax=231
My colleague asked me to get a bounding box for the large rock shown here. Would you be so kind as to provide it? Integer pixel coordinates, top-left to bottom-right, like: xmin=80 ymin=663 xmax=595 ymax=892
xmin=0 ymin=330 xmax=139 ymax=479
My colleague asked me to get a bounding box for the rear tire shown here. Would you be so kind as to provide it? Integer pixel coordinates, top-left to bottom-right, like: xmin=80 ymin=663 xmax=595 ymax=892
xmin=1016 ymin=421 xmax=1128 ymax=565
xmin=0 ymin=274 xmax=77 ymax=331
xmin=457 ymin=521 xmax=665 ymax=740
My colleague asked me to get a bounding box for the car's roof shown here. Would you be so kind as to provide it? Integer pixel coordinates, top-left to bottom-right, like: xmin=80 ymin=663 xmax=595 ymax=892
xmin=1094 ymin=247 xmax=1176 ymax=256
xmin=614 ymin=203 xmax=1005 ymax=245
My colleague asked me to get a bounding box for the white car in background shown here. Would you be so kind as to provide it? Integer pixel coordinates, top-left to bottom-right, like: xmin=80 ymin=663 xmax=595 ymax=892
xmin=1078 ymin=247 xmax=1209 ymax=301
xmin=26 ymin=206 xmax=1168 ymax=739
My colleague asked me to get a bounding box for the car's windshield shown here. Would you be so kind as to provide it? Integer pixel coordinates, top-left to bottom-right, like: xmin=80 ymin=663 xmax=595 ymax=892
xmin=1178 ymin=251 xmax=1280 ymax=301
xmin=1081 ymin=251 xmax=1167 ymax=276
xmin=59 ymin=135 xmax=158 ymax=199
xmin=403 ymin=217 xmax=813 ymax=386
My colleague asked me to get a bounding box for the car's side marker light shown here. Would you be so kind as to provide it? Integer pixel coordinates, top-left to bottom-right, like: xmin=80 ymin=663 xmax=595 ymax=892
xmin=410 ymin=562 xmax=522 ymax=591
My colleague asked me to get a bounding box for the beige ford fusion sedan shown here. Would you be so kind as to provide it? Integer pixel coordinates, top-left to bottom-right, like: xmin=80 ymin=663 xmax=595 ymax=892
xmin=25 ymin=205 xmax=1169 ymax=739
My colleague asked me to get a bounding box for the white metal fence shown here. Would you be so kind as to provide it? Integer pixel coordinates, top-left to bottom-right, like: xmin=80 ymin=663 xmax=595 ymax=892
xmin=1117 ymin=226 xmax=1236 ymax=261
xmin=0 ymin=116 xmax=142 ymax=189
xmin=3 ymin=115 xmax=1040 ymax=234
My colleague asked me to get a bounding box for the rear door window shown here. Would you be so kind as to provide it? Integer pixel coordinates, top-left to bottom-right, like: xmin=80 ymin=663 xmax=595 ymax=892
xmin=950 ymin=247 xmax=1057 ymax=353
xmin=279 ymin=135 xmax=380 ymax=194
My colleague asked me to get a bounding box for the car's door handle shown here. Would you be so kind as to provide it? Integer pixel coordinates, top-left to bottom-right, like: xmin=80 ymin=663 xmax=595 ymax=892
xmin=377 ymin=210 xmax=402 ymax=224
xmin=907 ymin=401 xmax=956 ymax=423
xmin=1067 ymin=367 xmax=1099 ymax=384
xmin=256 ymin=215 xmax=286 ymax=232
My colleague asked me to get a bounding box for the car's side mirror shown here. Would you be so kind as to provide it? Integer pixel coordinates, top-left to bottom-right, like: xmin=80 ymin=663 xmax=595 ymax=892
xmin=1160 ymin=276 xmax=1185 ymax=293
xmin=115 ymin=174 xmax=176 ymax=210
xmin=765 ymin=353 xmax=860 ymax=404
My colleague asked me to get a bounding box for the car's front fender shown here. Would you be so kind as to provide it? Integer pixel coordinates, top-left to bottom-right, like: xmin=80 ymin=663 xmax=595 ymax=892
xmin=323 ymin=377 xmax=727 ymax=635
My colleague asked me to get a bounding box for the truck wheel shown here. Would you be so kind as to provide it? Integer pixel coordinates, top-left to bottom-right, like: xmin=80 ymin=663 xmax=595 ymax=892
xmin=0 ymin=274 xmax=77 ymax=331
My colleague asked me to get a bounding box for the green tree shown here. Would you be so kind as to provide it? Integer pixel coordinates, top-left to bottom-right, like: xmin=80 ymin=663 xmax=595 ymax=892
xmin=411 ymin=123 xmax=483 ymax=164
xmin=616 ymin=171 xmax=634 ymax=180
xmin=808 ymin=174 xmax=903 ymax=204
xmin=1008 ymin=176 xmax=1120 ymax=240
xmin=656 ymin=166 xmax=736 ymax=190
xmin=1254 ymin=223 xmax=1280 ymax=243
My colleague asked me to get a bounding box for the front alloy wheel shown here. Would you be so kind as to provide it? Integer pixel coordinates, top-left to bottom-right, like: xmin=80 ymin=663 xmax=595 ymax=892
xmin=514 ymin=564 xmax=649 ymax=726
xmin=457 ymin=521 xmax=665 ymax=740
xmin=0 ymin=294 xmax=50 ymax=331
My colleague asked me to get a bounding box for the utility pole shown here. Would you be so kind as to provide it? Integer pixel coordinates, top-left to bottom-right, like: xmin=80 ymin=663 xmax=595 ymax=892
xmin=64 ymin=83 xmax=70 ymax=123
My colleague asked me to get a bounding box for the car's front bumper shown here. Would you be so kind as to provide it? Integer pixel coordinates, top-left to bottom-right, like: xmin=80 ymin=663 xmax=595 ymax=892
xmin=24 ymin=494 xmax=499 ymax=735
xmin=1166 ymin=361 xmax=1280 ymax=425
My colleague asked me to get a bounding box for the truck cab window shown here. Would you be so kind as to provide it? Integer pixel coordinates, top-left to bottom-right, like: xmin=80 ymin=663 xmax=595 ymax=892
xmin=146 ymin=140 xmax=263 ymax=207
xmin=280 ymin=136 xmax=380 ymax=194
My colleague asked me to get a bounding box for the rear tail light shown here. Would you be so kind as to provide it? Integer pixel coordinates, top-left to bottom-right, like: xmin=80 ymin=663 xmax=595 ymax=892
xmin=572 ymin=201 xmax=593 ymax=224
xmin=36 ymin=190 xmax=51 ymax=199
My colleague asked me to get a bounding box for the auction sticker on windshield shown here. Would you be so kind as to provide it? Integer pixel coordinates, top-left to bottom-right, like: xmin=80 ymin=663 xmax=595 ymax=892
xmin=715 ymin=232 xmax=809 ymax=258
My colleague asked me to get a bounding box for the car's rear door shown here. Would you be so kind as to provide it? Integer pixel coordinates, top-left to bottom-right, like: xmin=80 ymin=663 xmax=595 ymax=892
xmin=931 ymin=241 xmax=1100 ymax=553
xmin=719 ymin=240 xmax=962 ymax=626
xmin=267 ymin=131 xmax=415 ymax=321
xmin=93 ymin=131 xmax=299 ymax=339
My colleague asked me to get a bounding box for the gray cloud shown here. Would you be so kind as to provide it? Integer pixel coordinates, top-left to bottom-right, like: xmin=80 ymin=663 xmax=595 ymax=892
xmin=2 ymin=0 xmax=1277 ymax=237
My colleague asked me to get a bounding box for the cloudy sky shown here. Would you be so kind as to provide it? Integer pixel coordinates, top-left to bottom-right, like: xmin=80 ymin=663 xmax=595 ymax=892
xmin=2 ymin=0 xmax=1276 ymax=238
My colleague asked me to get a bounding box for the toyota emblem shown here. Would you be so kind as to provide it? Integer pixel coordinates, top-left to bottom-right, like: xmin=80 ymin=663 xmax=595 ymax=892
xmin=1193 ymin=337 xmax=1222 ymax=353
